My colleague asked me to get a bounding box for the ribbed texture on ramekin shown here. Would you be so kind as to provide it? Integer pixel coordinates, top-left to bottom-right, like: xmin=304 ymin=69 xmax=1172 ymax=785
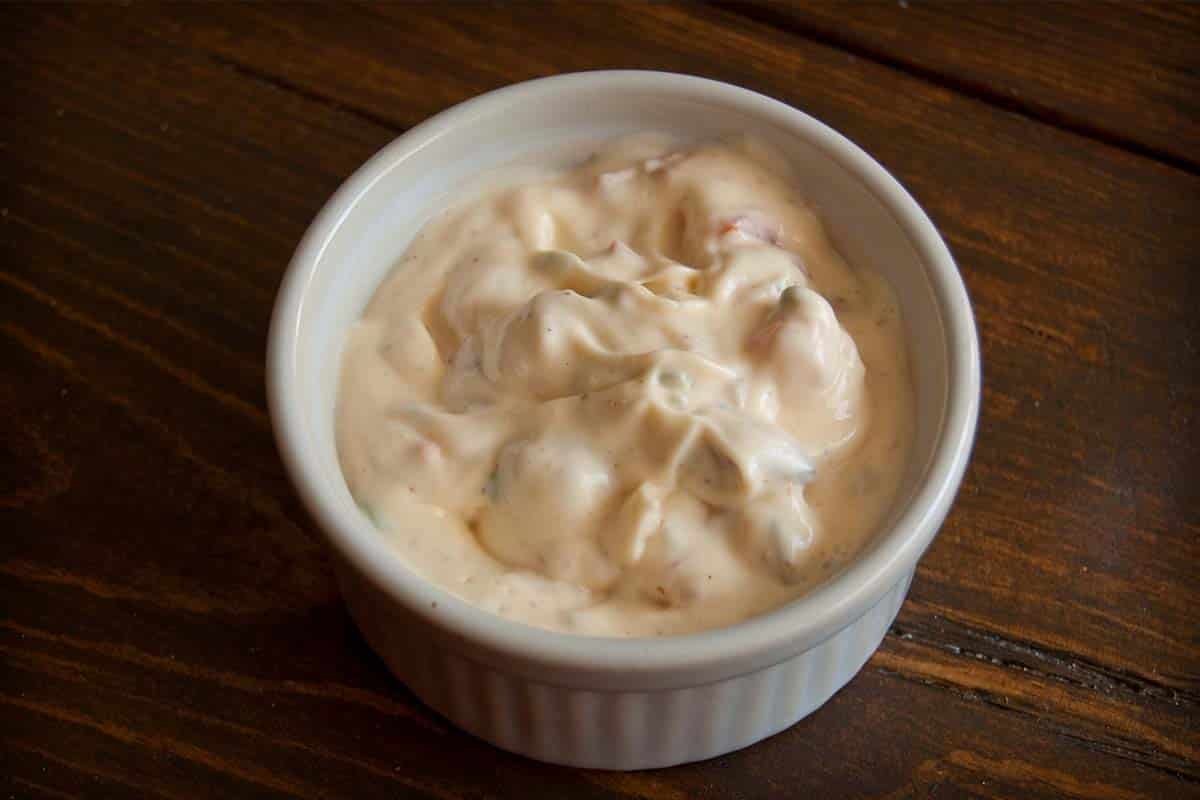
xmin=342 ymin=570 xmax=912 ymax=769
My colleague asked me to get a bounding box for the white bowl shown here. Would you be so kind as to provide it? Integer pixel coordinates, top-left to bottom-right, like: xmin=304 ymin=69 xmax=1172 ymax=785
xmin=267 ymin=71 xmax=980 ymax=770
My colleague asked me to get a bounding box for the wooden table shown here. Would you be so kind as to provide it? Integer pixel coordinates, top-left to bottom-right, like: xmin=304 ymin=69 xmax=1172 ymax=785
xmin=3 ymin=4 xmax=1197 ymax=797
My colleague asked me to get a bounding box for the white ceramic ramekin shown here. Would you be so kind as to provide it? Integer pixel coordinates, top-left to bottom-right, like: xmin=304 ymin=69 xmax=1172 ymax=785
xmin=268 ymin=71 xmax=980 ymax=770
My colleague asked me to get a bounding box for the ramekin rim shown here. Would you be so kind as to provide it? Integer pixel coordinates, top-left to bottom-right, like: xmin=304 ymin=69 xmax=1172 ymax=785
xmin=267 ymin=70 xmax=981 ymax=679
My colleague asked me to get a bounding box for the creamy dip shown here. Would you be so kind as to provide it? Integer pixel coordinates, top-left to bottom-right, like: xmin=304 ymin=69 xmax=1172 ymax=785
xmin=337 ymin=135 xmax=913 ymax=637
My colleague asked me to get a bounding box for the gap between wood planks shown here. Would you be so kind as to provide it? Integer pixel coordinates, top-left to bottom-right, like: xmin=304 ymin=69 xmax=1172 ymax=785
xmin=200 ymin=3 xmax=1200 ymax=178
xmin=893 ymin=616 xmax=1198 ymax=709
xmin=881 ymin=618 xmax=1198 ymax=782
xmin=713 ymin=2 xmax=1200 ymax=177
xmin=209 ymin=53 xmax=405 ymax=138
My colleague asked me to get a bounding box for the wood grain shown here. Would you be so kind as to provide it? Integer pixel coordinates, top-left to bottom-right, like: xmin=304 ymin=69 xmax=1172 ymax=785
xmin=106 ymin=0 xmax=1200 ymax=683
xmin=2 ymin=3 xmax=1197 ymax=798
xmin=721 ymin=0 xmax=1200 ymax=171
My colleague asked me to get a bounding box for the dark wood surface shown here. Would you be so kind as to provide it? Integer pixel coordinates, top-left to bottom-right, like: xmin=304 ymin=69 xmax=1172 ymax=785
xmin=724 ymin=1 xmax=1200 ymax=170
xmin=2 ymin=4 xmax=1197 ymax=798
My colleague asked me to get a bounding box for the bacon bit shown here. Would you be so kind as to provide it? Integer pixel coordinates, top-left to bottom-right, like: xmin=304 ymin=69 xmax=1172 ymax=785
xmin=605 ymin=239 xmax=639 ymax=260
xmin=718 ymin=214 xmax=782 ymax=245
